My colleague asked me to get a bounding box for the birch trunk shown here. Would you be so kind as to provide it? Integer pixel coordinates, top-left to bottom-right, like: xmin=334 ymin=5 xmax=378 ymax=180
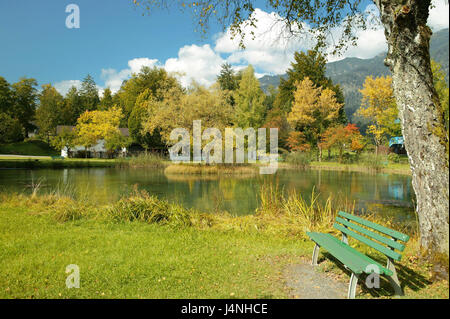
xmin=375 ymin=0 xmax=449 ymax=255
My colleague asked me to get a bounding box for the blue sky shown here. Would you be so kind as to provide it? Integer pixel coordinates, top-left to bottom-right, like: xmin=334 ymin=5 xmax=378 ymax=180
xmin=0 ymin=1 xmax=219 ymax=86
xmin=0 ymin=0 xmax=448 ymax=94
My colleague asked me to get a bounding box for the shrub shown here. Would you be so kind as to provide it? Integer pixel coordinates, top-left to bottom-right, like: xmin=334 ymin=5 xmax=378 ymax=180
xmin=124 ymin=153 xmax=166 ymax=168
xmin=358 ymin=153 xmax=386 ymax=170
xmin=285 ymin=151 xmax=311 ymax=168
xmin=52 ymin=203 xmax=86 ymax=222
xmin=341 ymin=153 xmax=356 ymax=164
xmin=106 ymin=191 xmax=192 ymax=227
xmin=387 ymin=153 xmax=400 ymax=163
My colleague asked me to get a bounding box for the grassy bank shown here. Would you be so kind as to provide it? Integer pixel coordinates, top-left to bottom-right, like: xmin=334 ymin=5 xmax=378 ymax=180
xmin=279 ymin=151 xmax=411 ymax=175
xmin=0 ymin=158 xmax=118 ymax=169
xmin=0 ymin=154 xmax=169 ymax=169
xmin=0 ymin=140 xmax=59 ymax=156
xmin=0 ymin=188 xmax=447 ymax=299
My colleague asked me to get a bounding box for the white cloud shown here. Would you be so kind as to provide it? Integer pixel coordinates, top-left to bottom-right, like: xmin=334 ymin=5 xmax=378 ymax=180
xmin=215 ymin=9 xmax=313 ymax=74
xmin=128 ymin=57 xmax=159 ymax=74
xmin=428 ymin=0 xmax=449 ymax=30
xmin=164 ymin=44 xmax=224 ymax=87
xmin=54 ymin=80 xmax=82 ymax=95
xmin=100 ymin=68 xmax=130 ymax=93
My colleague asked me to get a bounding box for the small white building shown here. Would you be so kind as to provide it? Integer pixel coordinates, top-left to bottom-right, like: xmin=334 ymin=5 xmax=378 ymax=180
xmin=57 ymin=126 xmax=130 ymax=158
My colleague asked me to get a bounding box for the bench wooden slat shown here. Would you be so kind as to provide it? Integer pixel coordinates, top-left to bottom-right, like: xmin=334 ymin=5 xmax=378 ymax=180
xmin=338 ymin=211 xmax=409 ymax=242
xmin=307 ymin=232 xmax=393 ymax=276
xmin=334 ymin=223 xmax=403 ymax=261
xmin=335 ymin=217 xmax=405 ymax=252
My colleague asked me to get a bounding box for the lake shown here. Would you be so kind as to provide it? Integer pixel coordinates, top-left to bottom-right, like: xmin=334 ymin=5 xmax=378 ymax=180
xmin=0 ymin=168 xmax=415 ymax=220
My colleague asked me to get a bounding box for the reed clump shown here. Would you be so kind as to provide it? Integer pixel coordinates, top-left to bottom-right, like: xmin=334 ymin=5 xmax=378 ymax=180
xmin=116 ymin=153 xmax=167 ymax=168
xmin=164 ymin=163 xmax=257 ymax=175
xmin=105 ymin=190 xmax=193 ymax=227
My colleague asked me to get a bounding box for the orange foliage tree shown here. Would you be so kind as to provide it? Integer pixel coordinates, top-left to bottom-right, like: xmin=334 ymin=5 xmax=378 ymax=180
xmin=321 ymin=123 xmax=363 ymax=162
xmin=287 ymin=131 xmax=310 ymax=152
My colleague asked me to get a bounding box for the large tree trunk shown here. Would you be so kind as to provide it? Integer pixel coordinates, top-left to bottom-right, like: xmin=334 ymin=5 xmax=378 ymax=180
xmin=375 ymin=0 xmax=449 ymax=255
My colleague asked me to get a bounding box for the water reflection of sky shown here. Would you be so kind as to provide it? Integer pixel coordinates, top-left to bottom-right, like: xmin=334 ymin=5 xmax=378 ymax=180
xmin=0 ymin=168 xmax=415 ymax=219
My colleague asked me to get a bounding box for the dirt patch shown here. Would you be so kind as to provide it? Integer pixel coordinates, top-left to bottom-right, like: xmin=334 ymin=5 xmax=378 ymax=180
xmin=284 ymin=258 xmax=348 ymax=299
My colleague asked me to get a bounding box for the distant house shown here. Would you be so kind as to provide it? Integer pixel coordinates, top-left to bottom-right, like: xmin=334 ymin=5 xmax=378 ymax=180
xmin=56 ymin=125 xmax=130 ymax=158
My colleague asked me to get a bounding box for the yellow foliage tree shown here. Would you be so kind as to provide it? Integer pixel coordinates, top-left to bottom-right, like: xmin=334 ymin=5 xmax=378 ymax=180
xmin=75 ymin=107 xmax=124 ymax=156
xmin=141 ymin=83 xmax=233 ymax=146
xmin=287 ymin=77 xmax=341 ymax=161
xmin=357 ymin=75 xmax=401 ymax=155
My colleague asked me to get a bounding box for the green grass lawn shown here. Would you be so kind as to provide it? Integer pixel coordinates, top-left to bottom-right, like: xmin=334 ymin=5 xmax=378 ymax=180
xmin=1 ymin=198 xmax=448 ymax=299
xmin=0 ymin=205 xmax=308 ymax=299
xmin=0 ymin=140 xmax=59 ymax=156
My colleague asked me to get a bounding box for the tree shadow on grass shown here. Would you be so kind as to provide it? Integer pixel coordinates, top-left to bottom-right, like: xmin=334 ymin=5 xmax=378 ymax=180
xmin=321 ymin=252 xmax=431 ymax=298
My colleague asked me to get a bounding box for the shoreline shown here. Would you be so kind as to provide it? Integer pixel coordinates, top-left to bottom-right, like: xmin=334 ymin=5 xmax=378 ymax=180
xmin=0 ymin=157 xmax=412 ymax=175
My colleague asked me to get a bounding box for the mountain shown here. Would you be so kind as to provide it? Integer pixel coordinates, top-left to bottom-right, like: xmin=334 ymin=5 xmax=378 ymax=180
xmin=259 ymin=28 xmax=449 ymax=123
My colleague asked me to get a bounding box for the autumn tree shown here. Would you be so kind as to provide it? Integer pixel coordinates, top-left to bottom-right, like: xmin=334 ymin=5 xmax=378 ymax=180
xmin=356 ymin=76 xmax=401 ymax=155
xmin=263 ymin=107 xmax=290 ymax=150
xmin=115 ymin=66 xmax=182 ymax=123
xmin=51 ymin=127 xmax=76 ymax=156
xmin=75 ymin=107 xmax=124 ymax=157
xmin=11 ymin=77 xmax=38 ymax=136
xmin=142 ymin=84 xmax=233 ymax=147
xmin=36 ymin=84 xmax=65 ymax=143
xmin=135 ymin=0 xmax=449 ymax=257
xmin=286 ymin=131 xmax=310 ymax=152
xmin=233 ymin=65 xmax=267 ymax=128
xmin=276 ymin=50 xmax=345 ymax=123
xmin=0 ymin=113 xmax=23 ymax=144
xmin=287 ymin=77 xmax=341 ymax=161
xmin=128 ymin=88 xmax=165 ymax=152
xmin=321 ymin=123 xmax=363 ymax=162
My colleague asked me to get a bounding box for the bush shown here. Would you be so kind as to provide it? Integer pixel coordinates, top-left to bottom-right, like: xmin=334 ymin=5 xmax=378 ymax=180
xmin=387 ymin=153 xmax=400 ymax=163
xmin=341 ymin=153 xmax=356 ymax=164
xmin=358 ymin=153 xmax=386 ymax=170
xmin=285 ymin=152 xmax=311 ymax=168
xmin=106 ymin=191 xmax=192 ymax=227
xmin=118 ymin=153 xmax=166 ymax=168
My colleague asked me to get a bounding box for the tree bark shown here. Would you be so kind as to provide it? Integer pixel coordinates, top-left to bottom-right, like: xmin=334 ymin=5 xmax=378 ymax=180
xmin=375 ymin=0 xmax=449 ymax=255
xmin=318 ymin=143 xmax=323 ymax=162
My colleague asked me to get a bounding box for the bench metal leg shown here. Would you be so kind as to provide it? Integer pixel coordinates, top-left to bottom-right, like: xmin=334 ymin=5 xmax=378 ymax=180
xmin=311 ymin=244 xmax=320 ymax=266
xmin=341 ymin=233 xmax=348 ymax=245
xmin=348 ymin=273 xmax=359 ymax=299
xmin=387 ymin=258 xmax=403 ymax=296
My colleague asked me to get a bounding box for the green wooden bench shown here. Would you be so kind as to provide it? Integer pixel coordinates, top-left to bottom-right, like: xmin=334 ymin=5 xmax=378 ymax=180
xmin=307 ymin=211 xmax=410 ymax=298
xmin=51 ymin=156 xmax=65 ymax=160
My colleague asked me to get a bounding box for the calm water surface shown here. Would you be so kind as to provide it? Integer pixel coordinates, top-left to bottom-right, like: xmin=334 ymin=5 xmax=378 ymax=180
xmin=0 ymin=168 xmax=415 ymax=219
